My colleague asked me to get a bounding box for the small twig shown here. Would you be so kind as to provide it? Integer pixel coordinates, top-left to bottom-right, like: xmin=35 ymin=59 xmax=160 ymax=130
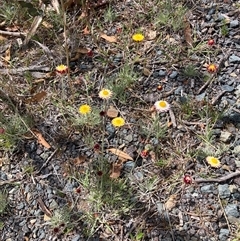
xmin=195 ymin=171 xmax=240 ymax=183
xmin=36 ymin=149 xmax=58 ymax=174
xmin=37 ymin=197 xmax=52 ymax=217
xmin=0 ymin=179 xmax=22 ymax=186
xmin=0 ymin=30 xmax=26 ymax=37
xmin=211 ymin=90 xmax=227 ymax=105
xmin=217 ymin=193 xmax=232 ymax=232
xmin=232 ymin=107 xmax=240 ymax=114
xmin=0 ymin=65 xmax=50 ymax=75
xmin=169 ymin=109 xmax=177 ymax=128
xmin=197 ymin=75 xmax=215 ymax=95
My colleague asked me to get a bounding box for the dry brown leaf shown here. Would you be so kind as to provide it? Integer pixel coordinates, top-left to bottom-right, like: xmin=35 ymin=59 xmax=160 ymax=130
xmin=43 ymin=213 xmax=51 ymax=221
xmin=4 ymin=45 xmax=11 ymax=63
xmin=25 ymin=91 xmax=47 ymax=104
xmin=33 ymin=130 xmax=51 ymax=149
xmin=108 ymin=148 xmax=133 ymax=161
xmin=77 ymin=47 xmax=90 ymax=54
xmin=82 ymin=26 xmax=90 ymax=35
xmin=42 ymin=21 xmax=53 ymax=29
xmin=51 ymin=0 xmax=60 ymax=14
xmin=165 ymin=194 xmax=178 ymax=211
xmin=72 ymin=155 xmax=86 ymax=165
xmin=0 ymin=35 xmax=7 ymax=42
xmin=183 ymin=17 xmax=192 ymax=47
xmin=106 ymin=106 xmax=118 ymax=118
xmin=146 ymin=30 xmax=157 ymax=40
xmin=100 ymin=33 xmax=117 ymax=43
xmin=110 ymin=163 xmax=122 ymax=179
xmin=143 ymin=67 xmax=151 ymax=76
xmin=78 ymin=11 xmax=87 ymax=21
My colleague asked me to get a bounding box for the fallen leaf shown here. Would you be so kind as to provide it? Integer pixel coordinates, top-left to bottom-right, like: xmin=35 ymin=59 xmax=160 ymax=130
xmin=146 ymin=30 xmax=157 ymax=40
xmin=51 ymin=0 xmax=60 ymax=14
xmin=25 ymin=91 xmax=47 ymax=103
xmin=143 ymin=67 xmax=151 ymax=76
xmin=78 ymin=11 xmax=87 ymax=21
xmin=44 ymin=213 xmax=51 ymax=221
xmin=72 ymin=155 xmax=86 ymax=165
xmin=110 ymin=162 xmax=122 ymax=179
xmin=0 ymin=35 xmax=7 ymax=42
xmin=165 ymin=194 xmax=178 ymax=211
xmin=4 ymin=45 xmax=11 ymax=63
xmin=42 ymin=21 xmax=53 ymax=29
xmin=37 ymin=197 xmax=52 ymax=217
xmin=77 ymin=47 xmax=91 ymax=54
xmin=82 ymin=25 xmax=90 ymax=35
xmin=33 ymin=130 xmax=51 ymax=149
xmin=183 ymin=17 xmax=192 ymax=47
xmin=106 ymin=106 xmax=118 ymax=118
xmin=108 ymin=148 xmax=133 ymax=161
xmin=100 ymin=33 xmax=117 ymax=43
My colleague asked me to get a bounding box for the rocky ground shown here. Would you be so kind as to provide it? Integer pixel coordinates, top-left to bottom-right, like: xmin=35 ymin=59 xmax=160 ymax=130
xmin=0 ymin=0 xmax=240 ymax=240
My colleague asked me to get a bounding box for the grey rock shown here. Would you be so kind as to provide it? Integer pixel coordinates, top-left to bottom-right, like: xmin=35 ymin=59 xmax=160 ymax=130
xmin=158 ymin=70 xmax=166 ymax=76
xmin=124 ymin=161 xmax=135 ymax=171
xmin=233 ymin=145 xmax=240 ymax=154
xmin=125 ymin=134 xmax=133 ymax=142
xmin=220 ymin=131 xmax=232 ymax=142
xmin=16 ymin=203 xmax=24 ymax=210
xmin=169 ymin=71 xmax=178 ymax=79
xmin=221 ymin=85 xmax=234 ymax=92
xmin=217 ymin=14 xmax=225 ymax=21
xmin=201 ymin=184 xmax=215 ymax=193
xmin=195 ymin=92 xmax=206 ymax=101
xmin=235 ymin=160 xmax=240 ymax=168
xmin=230 ymin=20 xmax=239 ymax=28
xmin=64 ymin=182 xmax=74 ymax=192
xmin=229 ymin=54 xmax=240 ymax=63
xmin=174 ymin=86 xmax=183 ymax=95
xmin=134 ymin=171 xmax=144 ymax=181
xmin=225 ymin=204 xmax=240 ymax=218
xmin=218 ymin=184 xmax=231 ymax=198
xmin=219 ymin=229 xmax=230 ymax=241
xmin=49 ymin=199 xmax=58 ymax=209
xmin=72 ymin=235 xmax=81 ymax=241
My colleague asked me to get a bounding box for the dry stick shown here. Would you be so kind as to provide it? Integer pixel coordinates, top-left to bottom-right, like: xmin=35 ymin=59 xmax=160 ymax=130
xmin=0 ymin=30 xmax=26 ymax=37
xmin=0 ymin=65 xmax=50 ymax=75
xmin=211 ymin=90 xmax=227 ymax=105
xmin=194 ymin=171 xmax=240 ymax=183
xmin=217 ymin=193 xmax=232 ymax=232
xmin=197 ymin=74 xmax=215 ymax=95
xmin=59 ymin=0 xmax=74 ymax=101
xmin=36 ymin=148 xmax=58 ymax=174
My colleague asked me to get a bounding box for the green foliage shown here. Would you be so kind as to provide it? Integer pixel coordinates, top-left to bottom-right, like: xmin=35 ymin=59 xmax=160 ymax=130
xmin=0 ymin=191 xmax=8 ymax=215
xmin=154 ymin=2 xmax=187 ymax=31
xmin=109 ymin=64 xmax=139 ymax=102
xmin=0 ymin=113 xmax=33 ymax=151
xmin=182 ymin=64 xmax=199 ymax=78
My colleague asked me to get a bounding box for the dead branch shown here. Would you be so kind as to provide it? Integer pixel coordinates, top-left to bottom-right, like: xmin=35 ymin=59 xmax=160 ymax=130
xmin=0 ymin=30 xmax=26 ymax=37
xmin=195 ymin=171 xmax=240 ymax=183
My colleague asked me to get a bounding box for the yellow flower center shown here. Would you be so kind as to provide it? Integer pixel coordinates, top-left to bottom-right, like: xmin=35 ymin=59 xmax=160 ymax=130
xmin=103 ymin=90 xmax=109 ymax=96
xmin=159 ymin=101 xmax=167 ymax=108
xmin=211 ymin=158 xmax=218 ymax=164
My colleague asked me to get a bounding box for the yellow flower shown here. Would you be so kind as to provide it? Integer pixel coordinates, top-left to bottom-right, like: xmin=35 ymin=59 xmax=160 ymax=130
xmin=112 ymin=117 xmax=125 ymax=127
xmin=132 ymin=33 xmax=144 ymax=42
xmin=154 ymin=100 xmax=170 ymax=112
xmin=56 ymin=64 xmax=68 ymax=74
xmin=99 ymin=89 xmax=112 ymax=100
xmin=79 ymin=104 xmax=91 ymax=115
xmin=207 ymin=64 xmax=217 ymax=73
xmin=206 ymin=156 xmax=221 ymax=168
